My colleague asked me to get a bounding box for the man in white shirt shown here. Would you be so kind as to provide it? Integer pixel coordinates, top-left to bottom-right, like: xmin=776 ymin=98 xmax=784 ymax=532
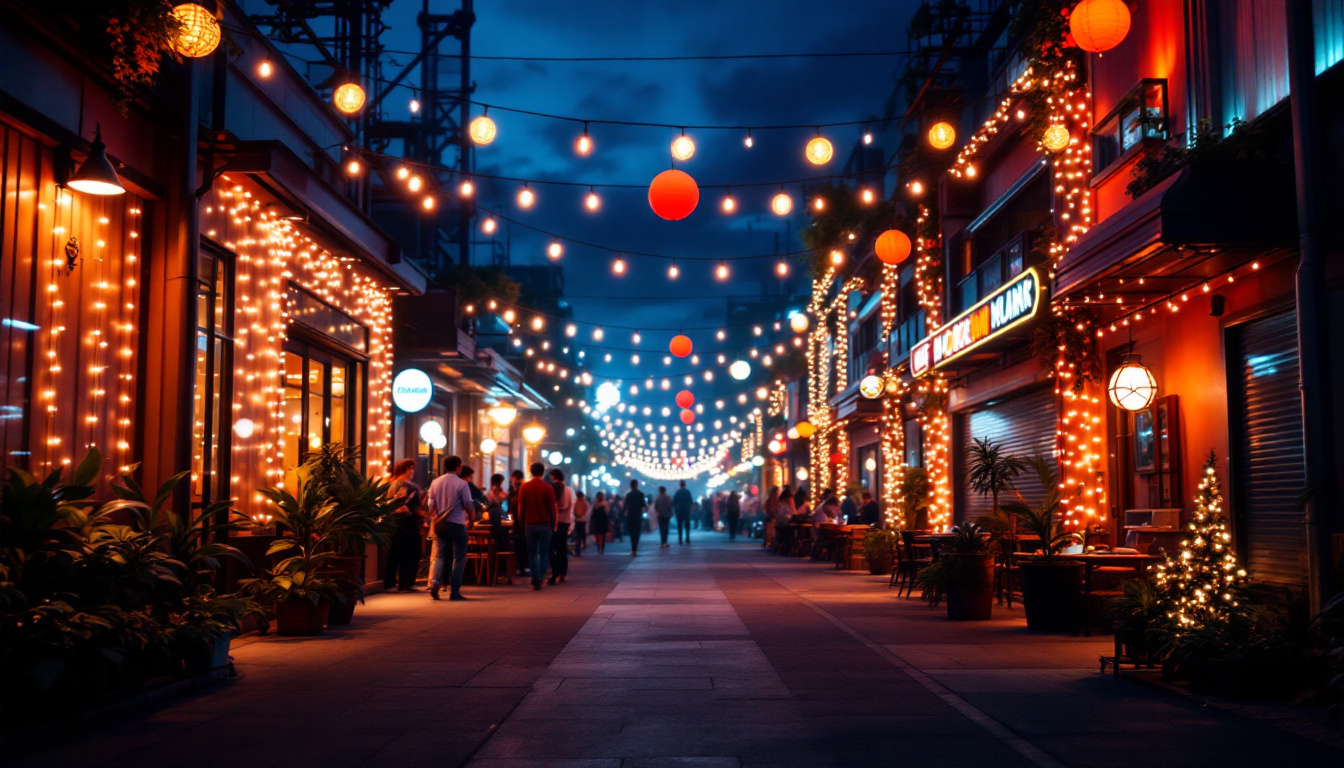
xmin=425 ymin=455 xmax=476 ymax=601
xmin=549 ymin=468 xmax=575 ymax=585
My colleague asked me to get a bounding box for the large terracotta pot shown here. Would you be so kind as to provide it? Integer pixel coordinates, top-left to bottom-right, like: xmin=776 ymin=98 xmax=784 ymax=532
xmin=867 ymin=555 xmax=893 ymax=576
xmin=943 ymin=553 xmax=995 ymax=621
xmin=1018 ymin=561 xmax=1083 ymax=631
xmin=320 ymin=555 xmax=364 ymax=626
xmin=274 ymin=596 xmax=330 ymax=636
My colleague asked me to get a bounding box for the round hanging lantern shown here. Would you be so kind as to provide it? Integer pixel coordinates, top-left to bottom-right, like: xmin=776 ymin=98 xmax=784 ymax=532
xmin=1042 ymin=124 xmax=1071 ymax=152
xmin=1107 ymin=354 xmax=1158 ymax=412
xmin=669 ymin=334 xmax=694 ymax=358
xmin=675 ymin=390 xmax=695 ymax=409
xmin=671 ymin=134 xmax=696 ymax=161
xmin=874 ymin=229 xmax=912 ymax=265
xmin=171 ymin=4 xmax=220 ymax=58
xmin=795 ymin=420 xmax=816 ymax=439
xmin=789 ymin=313 xmax=810 ymax=333
xmin=928 ymin=121 xmax=956 ymax=150
xmin=858 ymin=374 xmax=883 ymax=399
xmin=469 ymin=114 xmax=497 ymax=145
xmin=729 ymin=360 xmax=751 ymax=380
xmin=1069 ymin=0 xmax=1131 ymax=54
xmin=648 ymin=170 xmax=699 ymax=221
xmin=771 ymin=192 xmax=793 ymax=216
xmin=680 ymin=409 xmax=695 ymax=425
xmin=805 ymin=136 xmax=833 ymax=165
xmin=332 ymin=82 xmax=366 ymax=115
xmin=480 ymin=438 xmax=498 ymax=454
xmin=521 ymin=422 xmax=547 ymax=444
xmin=786 ymin=426 xmax=800 ymax=440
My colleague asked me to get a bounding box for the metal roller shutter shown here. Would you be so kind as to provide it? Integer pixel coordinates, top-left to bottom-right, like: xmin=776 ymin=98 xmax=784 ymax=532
xmin=956 ymin=386 xmax=1058 ymax=522
xmin=1230 ymin=310 xmax=1307 ymax=587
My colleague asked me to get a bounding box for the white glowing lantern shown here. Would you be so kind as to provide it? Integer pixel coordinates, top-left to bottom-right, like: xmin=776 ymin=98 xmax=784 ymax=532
xmin=858 ymin=374 xmax=883 ymax=399
xmin=430 ymin=434 xmax=448 ymax=450
xmin=232 ymin=418 xmax=256 ymax=439
xmin=796 ymin=467 xmax=809 ymax=481
xmin=469 ymin=114 xmax=497 ymax=145
xmin=729 ymin=360 xmax=751 ymax=380
xmin=789 ymin=313 xmax=809 ymax=333
xmin=671 ymin=134 xmax=696 ymax=161
xmin=522 ymin=423 xmax=547 ymax=445
xmin=805 ymin=136 xmax=833 ymax=165
xmin=488 ymin=403 xmax=518 ymax=426
xmin=480 ymin=438 xmax=498 ymax=454
xmin=596 ymin=382 xmax=622 ymax=408
xmin=419 ymin=419 xmax=444 ymax=443
xmin=771 ymin=192 xmax=793 ymax=216
xmin=1108 ymin=355 xmax=1158 ymax=412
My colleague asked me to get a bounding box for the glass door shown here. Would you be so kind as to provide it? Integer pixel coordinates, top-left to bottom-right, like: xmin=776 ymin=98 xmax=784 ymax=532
xmin=282 ymin=340 xmax=363 ymax=470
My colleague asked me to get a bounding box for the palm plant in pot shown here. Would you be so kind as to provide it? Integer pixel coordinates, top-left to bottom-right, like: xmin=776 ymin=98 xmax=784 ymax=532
xmin=917 ymin=522 xmax=995 ymax=620
xmin=999 ymin=457 xmax=1083 ymax=631
xmin=966 ymin=437 xmax=1025 ymax=537
xmin=862 ymin=529 xmax=897 ymax=575
xmin=302 ymin=444 xmax=398 ymax=624
xmin=239 ymin=469 xmax=347 ymax=636
xmin=1107 ymin=577 xmax=1168 ymax=668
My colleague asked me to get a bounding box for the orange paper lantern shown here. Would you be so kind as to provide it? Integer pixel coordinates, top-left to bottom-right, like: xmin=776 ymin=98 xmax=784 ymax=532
xmin=669 ymin=334 xmax=693 ymax=358
xmin=680 ymin=409 xmax=695 ymax=425
xmin=1069 ymin=0 xmax=1131 ymax=54
xmin=875 ymin=230 xmax=912 ymax=265
xmin=675 ymin=390 xmax=695 ymax=409
xmin=648 ymin=169 xmax=699 ymax=221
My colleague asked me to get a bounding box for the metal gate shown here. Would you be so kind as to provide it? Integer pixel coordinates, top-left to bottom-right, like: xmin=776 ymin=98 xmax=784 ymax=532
xmin=956 ymin=386 xmax=1058 ymax=522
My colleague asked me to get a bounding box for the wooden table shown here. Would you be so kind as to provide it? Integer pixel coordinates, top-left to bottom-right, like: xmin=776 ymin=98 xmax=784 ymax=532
xmin=1061 ymin=552 xmax=1162 ymax=635
xmin=834 ymin=525 xmax=872 ymax=570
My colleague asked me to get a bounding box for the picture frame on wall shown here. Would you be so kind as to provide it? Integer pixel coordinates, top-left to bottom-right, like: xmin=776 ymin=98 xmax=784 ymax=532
xmin=1134 ymin=408 xmax=1156 ymax=473
xmin=1155 ymin=395 xmax=1180 ymax=473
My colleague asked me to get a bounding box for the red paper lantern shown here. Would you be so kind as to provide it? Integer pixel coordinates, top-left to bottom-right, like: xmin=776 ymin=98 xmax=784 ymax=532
xmin=1069 ymin=0 xmax=1130 ymax=54
xmin=648 ymin=169 xmax=699 ymax=221
xmin=875 ymin=229 xmax=912 ymax=265
xmin=680 ymin=409 xmax=695 ymax=425
xmin=829 ymin=452 xmax=845 ymax=465
xmin=675 ymin=390 xmax=695 ymax=409
xmin=669 ymin=334 xmax=693 ymax=358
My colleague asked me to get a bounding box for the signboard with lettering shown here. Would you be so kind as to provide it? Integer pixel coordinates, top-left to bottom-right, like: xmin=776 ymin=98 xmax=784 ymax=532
xmin=392 ymin=368 xmax=434 ymax=412
xmin=910 ymin=267 xmax=1044 ymax=377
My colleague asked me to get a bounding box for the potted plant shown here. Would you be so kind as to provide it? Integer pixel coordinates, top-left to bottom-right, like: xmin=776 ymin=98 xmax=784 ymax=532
xmin=1107 ymin=577 xmax=1167 ymax=667
xmin=897 ymin=466 xmax=931 ymax=531
xmin=1000 ymin=457 xmax=1083 ymax=631
xmin=302 ymin=444 xmax=398 ymax=624
xmin=917 ymin=522 xmax=995 ymax=620
xmin=241 ymin=468 xmax=348 ymax=635
xmin=965 ymin=436 xmax=1025 ymax=536
xmin=862 ymin=529 xmax=897 ymax=575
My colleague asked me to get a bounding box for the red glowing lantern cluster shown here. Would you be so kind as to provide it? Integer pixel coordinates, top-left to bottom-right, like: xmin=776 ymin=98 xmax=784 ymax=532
xmin=669 ymin=334 xmax=693 ymax=358
xmin=648 ymin=169 xmax=699 ymax=221
xmin=680 ymin=409 xmax=695 ymax=425
xmin=675 ymin=390 xmax=695 ymax=409
xmin=875 ymin=229 xmax=912 ymax=266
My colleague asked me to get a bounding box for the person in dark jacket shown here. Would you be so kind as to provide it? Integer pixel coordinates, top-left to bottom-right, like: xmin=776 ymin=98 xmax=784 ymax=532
xmin=859 ymin=492 xmax=881 ymax=527
xmin=672 ymin=480 xmax=694 ymax=544
xmin=384 ymin=459 xmax=422 ymax=592
xmin=624 ymin=480 xmax=647 ymax=556
xmin=840 ymin=491 xmax=859 ymax=525
xmin=590 ymin=491 xmax=610 ymax=554
xmin=725 ymin=491 xmax=742 ymax=540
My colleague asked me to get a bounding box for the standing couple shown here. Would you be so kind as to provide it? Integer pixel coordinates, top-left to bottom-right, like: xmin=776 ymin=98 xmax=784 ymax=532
xmin=513 ymin=462 xmax=577 ymax=590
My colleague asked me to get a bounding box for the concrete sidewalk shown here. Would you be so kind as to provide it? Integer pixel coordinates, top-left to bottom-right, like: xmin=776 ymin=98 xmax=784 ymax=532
xmin=13 ymin=534 xmax=1341 ymax=767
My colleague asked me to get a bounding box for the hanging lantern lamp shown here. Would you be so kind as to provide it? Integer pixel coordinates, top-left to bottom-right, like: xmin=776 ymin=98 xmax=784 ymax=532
xmin=469 ymin=112 xmax=497 ymax=145
xmin=1108 ymin=353 xmax=1158 ymax=411
xmin=669 ymin=334 xmax=694 ymax=358
xmin=333 ymin=82 xmax=366 ymax=115
xmin=874 ymin=229 xmax=911 ymax=265
xmin=648 ymin=169 xmax=699 ymax=220
xmin=67 ymin=125 xmax=126 ymax=196
xmin=805 ymin=134 xmax=833 ymax=165
xmin=171 ymin=3 xmax=221 ymax=58
xmin=928 ymin=121 xmax=956 ymax=150
xmin=1042 ymin=124 xmax=1071 ymax=152
xmin=1070 ymin=0 xmax=1132 ymax=54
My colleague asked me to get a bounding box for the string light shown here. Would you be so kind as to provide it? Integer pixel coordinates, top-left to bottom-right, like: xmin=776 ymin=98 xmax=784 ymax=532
xmin=517 ymin=185 xmax=535 ymax=208
xmin=585 ymin=188 xmax=601 ymax=211
xmin=459 ymin=178 xmax=474 ymax=197
xmin=345 ymin=159 xmax=362 ymax=176
xmin=776 ymin=260 xmax=790 ymax=277
xmin=721 ymin=192 xmax=737 ymax=213
xmin=482 ymin=217 xmax=498 ymax=235
xmin=257 ymin=60 xmax=274 ymax=78
xmin=771 ymin=191 xmax=793 ymax=216
xmin=612 ymin=258 xmax=627 ymax=275
xmin=668 ymin=263 xmax=680 ymax=279
xmin=469 ymin=112 xmax=497 ymax=145
xmin=715 ymin=262 xmax=729 ymax=280
xmin=421 ymin=195 xmax=435 ymax=211
xmin=547 ymin=241 xmax=563 ymax=260
xmin=744 ymin=129 xmax=754 ymax=148
xmin=575 ymin=125 xmax=594 ymax=156
xmin=671 ymin=130 xmax=696 ymax=161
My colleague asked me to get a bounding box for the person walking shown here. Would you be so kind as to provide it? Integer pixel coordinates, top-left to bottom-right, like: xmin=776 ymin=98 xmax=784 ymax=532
xmin=590 ymin=491 xmax=610 ymax=554
xmin=549 ymin=469 xmax=574 ymax=584
xmin=425 ymin=455 xmax=475 ymax=601
xmin=507 ymin=469 xmax=528 ymax=577
xmin=762 ymin=487 xmax=780 ymax=551
xmin=624 ymin=480 xmax=647 ymax=556
xmin=672 ymin=480 xmax=694 ymax=545
xmin=725 ymin=490 xmax=742 ymax=540
xmin=572 ymin=491 xmax=590 ymax=558
xmin=609 ymin=494 xmax=624 ymax=542
xmin=653 ymin=487 xmax=673 ymax=548
xmin=516 ymin=462 xmax=558 ymax=591
xmin=383 ymin=459 xmax=422 ymax=592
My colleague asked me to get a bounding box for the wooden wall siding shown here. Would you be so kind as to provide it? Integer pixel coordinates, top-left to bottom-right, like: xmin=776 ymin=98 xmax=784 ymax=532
xmin=199 ymin=177 xmax=394 ymax=515
xmin=0 ymin=124 xmax=143 ymax=490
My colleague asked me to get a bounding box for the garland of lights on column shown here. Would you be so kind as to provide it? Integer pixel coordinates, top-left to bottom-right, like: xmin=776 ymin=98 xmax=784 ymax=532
xmin=804 ymin=267 xmax=862 ymax=493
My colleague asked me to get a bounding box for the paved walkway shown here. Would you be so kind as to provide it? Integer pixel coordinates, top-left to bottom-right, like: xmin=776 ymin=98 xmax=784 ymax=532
xmin=15 ymin=535 xmax=1342 ymax=767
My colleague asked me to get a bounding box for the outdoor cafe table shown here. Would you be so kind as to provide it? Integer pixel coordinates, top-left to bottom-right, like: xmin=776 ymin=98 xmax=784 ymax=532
xmin=833 ymin=524 xmax=871 ymax=570
xmin=1059 ymin=552 xmax=1163 ymax=635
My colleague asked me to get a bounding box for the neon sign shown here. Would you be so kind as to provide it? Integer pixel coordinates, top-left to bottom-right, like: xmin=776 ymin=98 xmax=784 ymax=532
xmin=910 ymin=267 xmax=1044 ymax=377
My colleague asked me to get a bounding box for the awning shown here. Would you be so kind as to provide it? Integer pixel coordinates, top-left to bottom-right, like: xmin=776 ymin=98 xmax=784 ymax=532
xmin=227 ymin=140 xmax=427 ymax=294
xmin=1055 ymin=164 xmax=1296 ymax=299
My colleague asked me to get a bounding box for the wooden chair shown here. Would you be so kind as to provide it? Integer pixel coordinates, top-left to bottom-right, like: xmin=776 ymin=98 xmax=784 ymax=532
xmin=894 ymin=531 xmax=933 ymax=598
xmin=812 ymin=526 xmax=838 ymax=562
xmin=790 ymin=525 xmax=814 ymax=558
xmin=465 ymin=532 xmax=492 ymax=586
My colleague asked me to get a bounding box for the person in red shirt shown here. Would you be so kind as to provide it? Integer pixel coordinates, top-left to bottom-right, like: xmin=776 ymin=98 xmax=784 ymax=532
xmin=516 ymin=461 xmax=559 ymax=590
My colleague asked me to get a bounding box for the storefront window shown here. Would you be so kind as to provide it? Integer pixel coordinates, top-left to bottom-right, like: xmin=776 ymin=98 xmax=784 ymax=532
xmin=282 ymin=340 xmax=365 ymax=470
xmin=191 ymin=247 xmax=233 ymax=504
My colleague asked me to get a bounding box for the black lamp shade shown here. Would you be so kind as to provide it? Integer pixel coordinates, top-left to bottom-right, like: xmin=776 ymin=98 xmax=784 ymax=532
xmin=67 ymin=127 xmax=126 ymax=196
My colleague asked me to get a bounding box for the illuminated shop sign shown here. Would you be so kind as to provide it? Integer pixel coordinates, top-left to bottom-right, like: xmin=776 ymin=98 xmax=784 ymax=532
xmin=910 ymin=267 xmax=1044 ymax=377
xmin=392 ymin=368 xmax=434 ymax=412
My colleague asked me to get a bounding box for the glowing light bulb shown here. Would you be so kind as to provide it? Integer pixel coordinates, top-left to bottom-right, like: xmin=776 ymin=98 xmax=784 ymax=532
xmin=771 ymin=192 xmax=793 ymax=216
xmin=345 ymin=159 xmax=362 ymax=176
xmin=469 ymin=114 xmax=497 ymax=145
xmin=721 ymin=195 xmax=737 ymax=214
xmin=612 ymin=258 xmax=626 ymax=275
xmin=928 ymin=121 xmax=956 ymax=150
xmin=829 ymin=249 xmax=844 ymax=266
xmin=407 ymin=175 xmax=423 ymax=192
xmin=482 ymin=217 xmax=497 ymax=235
xmin=421 ymin=195 xmax=436 ymax=211
xmin=396 ymin=167 xmax=410 ymax=181
xmin=812 ymin=196 xmax=825 ymax=212
xmin=965 ymin=164 xmax=977 ymax=178
xmin=863 ymin=132 xmax=873 ymax=145
xmin=860 ymin=187 xmax=875 ymax=204
xmin=910 ymin=180 xmax=924 ymax=196
xmin=805 ymin=135 xmax=833 ymax=165
xmin=585 ymin=190 xmax=600 ymax=211
xmin=668 ymin=263 xmax=680 ymax=279
xmin=594 ymin=327 xmax=605 ymax=340
xmin=459 ymin=179 xmax=474 ymax=197
xmin=715 ymin=262 xmax=729 ymax=280
xmin=776 ymin=260 xmax=789 ymax=277
xmin=333 ymin=82 xmax=366 ymax=114
xmin=547 ymin=242 xmax=563 ymax=260
xmin=257 ymin=60 xmax=274 ymax=78
xmin=517 ymin=187 xmax=535 ymax=208
xmin=671 ymin=133 xmax=695 ymax=161
xmin=575 ymin=131 xmax=593 ymax=155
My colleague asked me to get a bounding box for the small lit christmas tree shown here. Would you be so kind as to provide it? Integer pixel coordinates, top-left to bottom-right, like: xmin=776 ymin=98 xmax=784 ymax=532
xmin=1153 ymin=451 xmax=1248 ymax=628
